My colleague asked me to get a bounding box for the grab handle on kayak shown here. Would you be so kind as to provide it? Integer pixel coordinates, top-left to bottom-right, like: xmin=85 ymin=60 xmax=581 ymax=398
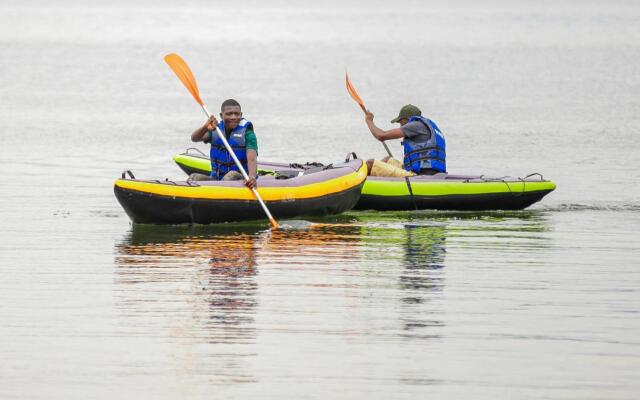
xmin=185 ymin=147 xmax=206 ymax=156
xmin=344 ymin=152 xmax=358 ymax=162
xmin=121 ymin=170 xmax=136 ymax=179
xmin=523 ymin=172 xmax=544 ymax=181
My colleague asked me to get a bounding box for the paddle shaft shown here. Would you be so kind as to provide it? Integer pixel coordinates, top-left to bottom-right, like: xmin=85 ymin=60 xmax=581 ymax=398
xmin=200 ymin=104 xmax=278 ymax=227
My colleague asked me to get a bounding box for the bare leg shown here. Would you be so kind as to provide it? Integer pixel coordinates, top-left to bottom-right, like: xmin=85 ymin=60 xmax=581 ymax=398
xmin=222 ymin=171 xmax=244 ymax=181
xmin=366 ymin=159 xmax=374 ymax=176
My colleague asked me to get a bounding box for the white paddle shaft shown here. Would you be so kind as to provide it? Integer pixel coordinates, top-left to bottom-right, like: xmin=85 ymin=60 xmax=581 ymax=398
xmin=201 ymin=104 xmax=277 ymax=225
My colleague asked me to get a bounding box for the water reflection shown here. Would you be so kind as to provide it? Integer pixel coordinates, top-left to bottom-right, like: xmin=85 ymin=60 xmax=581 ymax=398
xmin=112 ymin=211 xmax=552 ymax=387
xmin=115 ymin=224 xmax=265 ymax=384
xmin=399 ymin=223 xmax=448 ymax=338
xmin=350 ymin=209 xmax=552 ymax=344
xmin=402 ymin=223 xmax=447 ymax=292
xmin=352 ymin=213 xmax=449 ymax=341
xmin=115 ymin=225 xmax=265 ymax=344
xmin=115 ymin=222 xmax=366 ymax=336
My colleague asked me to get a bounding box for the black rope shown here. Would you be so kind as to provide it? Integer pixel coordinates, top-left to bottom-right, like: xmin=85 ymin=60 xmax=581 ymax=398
xmin=464 ymin=172 xmax=546 ymax=200
xmin=404 ymin=176 xmax=418 ymax=211
xmin=289 ymin=161 xmax=325 ymax=170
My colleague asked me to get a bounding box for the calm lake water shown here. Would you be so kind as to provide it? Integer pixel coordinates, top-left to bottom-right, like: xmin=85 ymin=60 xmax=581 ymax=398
xmin=1 ymin=1 xmax=639 ymax=399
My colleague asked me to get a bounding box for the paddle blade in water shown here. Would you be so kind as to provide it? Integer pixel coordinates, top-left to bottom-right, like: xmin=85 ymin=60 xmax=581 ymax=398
xmin=345 ymin=71 xmax=366 ymax=112
xmin=164 ymin=53 xmax=204 ymax=106
xmin=278 ymin=220 xmax=315 ymax=230
xmin=269 ymin=217 xmax=280 ymax=229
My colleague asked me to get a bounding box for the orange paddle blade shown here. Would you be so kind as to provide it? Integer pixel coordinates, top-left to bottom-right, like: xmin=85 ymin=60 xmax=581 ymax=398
xmin=164 ymin=53 xmax=204 ymax=106
xmin=345 ymin=71 xmax=366 ymax=112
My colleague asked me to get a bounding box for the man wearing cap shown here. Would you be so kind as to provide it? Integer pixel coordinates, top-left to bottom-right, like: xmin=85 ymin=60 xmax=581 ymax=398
xmin=364 ymin=104 xmax=446 ymax=177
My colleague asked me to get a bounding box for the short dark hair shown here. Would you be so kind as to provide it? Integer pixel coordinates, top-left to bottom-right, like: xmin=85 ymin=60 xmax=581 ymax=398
xmin=221 ymin=98 xmax=241 ymax=112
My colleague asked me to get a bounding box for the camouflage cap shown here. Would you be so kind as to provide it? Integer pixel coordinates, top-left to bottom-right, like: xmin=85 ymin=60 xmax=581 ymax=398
xmin=390 ymin=104 xmax=422 ymax=123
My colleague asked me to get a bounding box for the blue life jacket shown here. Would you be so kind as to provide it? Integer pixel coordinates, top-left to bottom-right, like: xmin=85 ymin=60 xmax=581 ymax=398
xmin=209 ymin=119 xmax=252 ymax=180
xmin=402 ymin=116 xmax=446 ymax=173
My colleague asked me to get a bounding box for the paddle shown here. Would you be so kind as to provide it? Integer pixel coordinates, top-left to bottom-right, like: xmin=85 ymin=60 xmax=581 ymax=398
xmin=164 ymin=53 xmax=279 ymax=229
xmin=346 ymin=72 xmax=418 ymax=210
xmin=345 ymin=72 xmax=394 ymax=158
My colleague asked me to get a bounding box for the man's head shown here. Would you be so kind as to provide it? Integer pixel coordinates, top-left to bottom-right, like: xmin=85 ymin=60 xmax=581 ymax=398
xmin=390 ymin=104 xmax=422 ymax=125
xmin=220 ymin=99 xmax=242 ymax=130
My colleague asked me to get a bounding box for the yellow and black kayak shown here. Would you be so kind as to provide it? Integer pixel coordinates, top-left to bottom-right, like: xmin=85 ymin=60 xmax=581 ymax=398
xmin=172 ymin=149 xmax=555 ymax=211
xmin=114 ymin=157 xmax=366 ymax=224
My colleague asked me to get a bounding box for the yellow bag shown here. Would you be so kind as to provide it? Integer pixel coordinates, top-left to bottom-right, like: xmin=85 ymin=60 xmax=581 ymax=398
xmin=370 ymin=159 xmax=415 ymax=178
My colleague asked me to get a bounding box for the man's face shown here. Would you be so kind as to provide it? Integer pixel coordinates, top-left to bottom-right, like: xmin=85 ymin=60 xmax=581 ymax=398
xmin=220 ymin=105 xmax=242 ymax=129
xmin=397 ymin=117 xmax=408 ymax=126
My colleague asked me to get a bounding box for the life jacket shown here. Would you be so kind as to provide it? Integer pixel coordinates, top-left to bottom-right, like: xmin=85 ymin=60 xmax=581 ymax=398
xmin=209 ymin=119 xmax=252 ymax=180
xmin=402 ymin=116 xmax=446 ymax=173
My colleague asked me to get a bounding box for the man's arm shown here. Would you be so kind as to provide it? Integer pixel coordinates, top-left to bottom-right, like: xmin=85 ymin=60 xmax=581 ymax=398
xmin=365 ymin=110 xmax=404 ymax=141
xmin=245 ymin=149 xmax=258 ymax=189
xmin=191 ymin=116 xmax=218 ymax=142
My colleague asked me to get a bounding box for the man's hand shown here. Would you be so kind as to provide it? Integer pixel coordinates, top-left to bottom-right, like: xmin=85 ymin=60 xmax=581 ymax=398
xmin=205 ymin=115 xmax=218 ymax=131
xmin=192 ymin=116 xmax=218 ymax=142
xmin=365 ymin=109 xmax=374 ymax=124
xmin=245 ymin=176 xmax=257 ymax=189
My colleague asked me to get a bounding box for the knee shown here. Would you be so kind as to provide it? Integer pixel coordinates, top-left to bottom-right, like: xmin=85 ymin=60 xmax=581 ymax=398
xmin=189 ymin=173 xmax=212 ymax=181
xmin=366 ymin=159 xmax=374 ymax=175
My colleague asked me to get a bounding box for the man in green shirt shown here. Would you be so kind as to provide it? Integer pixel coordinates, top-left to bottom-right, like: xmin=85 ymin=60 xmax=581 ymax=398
xmin=190 ymin=99 xmax=259 ymax=188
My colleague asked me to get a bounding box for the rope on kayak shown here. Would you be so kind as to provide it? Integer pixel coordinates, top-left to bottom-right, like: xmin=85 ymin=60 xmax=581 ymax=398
xmin=513 ymin=172 xmax=545 ymax=196
xmin=478 ymin=175 xmax=524 ymax=197
xmin=151 ymin=178 xmax=178 ymax=185
xmin=289 ymin=161 xmax=325 ymax=169
xmin=471 ymin=172 xmax=545 ymax=198
xmin=404 ymin=176 xmax=418 ymax=211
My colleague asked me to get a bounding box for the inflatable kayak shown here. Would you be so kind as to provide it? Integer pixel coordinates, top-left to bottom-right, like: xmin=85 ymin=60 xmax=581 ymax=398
xmin=357 ymin=173 xmax=555 ymax=211
xmin=114 ymin=157 xmax=366 ymax=224
xmin=172 ymin=149 xmax=555 ymax=211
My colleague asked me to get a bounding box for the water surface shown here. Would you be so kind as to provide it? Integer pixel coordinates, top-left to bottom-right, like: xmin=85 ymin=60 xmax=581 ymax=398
xmin=1 ymin=1 xmax=639 ymax=399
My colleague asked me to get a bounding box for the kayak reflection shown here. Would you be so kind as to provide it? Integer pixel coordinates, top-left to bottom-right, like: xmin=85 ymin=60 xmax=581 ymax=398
xmin=114 ymin=222 xmax=364 ymax=344
xmin=115 ymin=224 xmax=264 ymax=347
xmin=353 ymin=215 xmax=449 ymax=340
xmin=400 ymin=223 xmax=447 ymax=337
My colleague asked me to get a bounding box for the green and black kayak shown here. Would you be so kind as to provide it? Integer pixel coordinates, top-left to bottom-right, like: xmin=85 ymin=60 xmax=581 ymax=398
xmin=357 ymin=173 xmax=555 ymax=211
xmin=173 ymin=149 xmax=556 ymax=211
